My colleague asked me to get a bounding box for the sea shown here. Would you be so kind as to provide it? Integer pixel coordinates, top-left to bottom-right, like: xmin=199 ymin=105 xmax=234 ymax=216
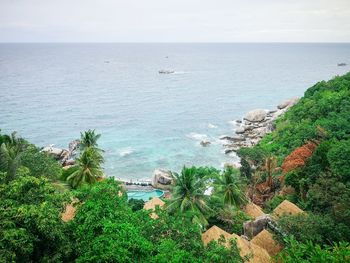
xmin=0 ymin=43 xmax=349 ymax=180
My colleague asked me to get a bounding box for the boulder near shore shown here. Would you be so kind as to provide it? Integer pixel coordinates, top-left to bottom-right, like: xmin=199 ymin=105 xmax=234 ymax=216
xmin=221 ymin=97 xmax=299 ymax=152
xmin=152 ymin=169 xmax=174 ymax=190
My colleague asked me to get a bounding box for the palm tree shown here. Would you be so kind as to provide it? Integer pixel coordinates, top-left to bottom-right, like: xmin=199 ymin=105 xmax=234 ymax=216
xmin=264 ymin=155 xmax=277 ymax=188
xmin=79 ymin=129 xmax=101 ymax=151
xmin=167 ymin=166 xmax=210 ymax=227
xmin=0 ymin=132 xmax=26 ymax=182
xmin=78 ymin=129 xmax=104 ymax=168
xmin=67 ymin=147 xmax=103 ymax=188
xmin=213 ymin=167 xmax=247 ymax=207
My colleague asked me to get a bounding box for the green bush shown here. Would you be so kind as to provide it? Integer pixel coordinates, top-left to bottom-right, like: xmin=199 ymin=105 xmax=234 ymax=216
xmin=128 ymin=198 xmax=145 ymax=211
xmin=276 ymin=237 xmax=350 ymax=263
xmin=327 ymin=140 xmax=350 ymax=182
xmin=278 ymin=213 xmax=350 ymax=245
xmin=0 ymin=176 xmax=72 ymax=262
xmin=21 ymin=145 xmax=62 ymax=180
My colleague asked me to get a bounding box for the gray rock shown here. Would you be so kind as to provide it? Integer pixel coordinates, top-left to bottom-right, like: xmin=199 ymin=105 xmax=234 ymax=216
xmin=200 ymin=140 xmax=211 ymax=147
xmin=236 ymin=120 xmax=242 ymax=123
xmin=243 ymin=214 xmax=272 ymax=239
xmin=277 ymin=97 xmax=299 ymax=110
xmin=225 ymin=148 xmax=238 ymax=154
xmin=220 ymin=135 xmax=245 ymax=142
xmin=235 ymin=127 xmax=245 ymax=134
xmin=244 ymin=125 xmax=255 ymax=131
xmin=68 ymin=139 xmax=80 ymax=152
xmin=244 ymin=109 xmax=267 ymax=122
xmin=152 ymin=169 xmax=173 ymax=190
xmin=42 ymin=147 xmax=64 ymax=159
xmin=254 ymin=127 xmax=268 ymax=136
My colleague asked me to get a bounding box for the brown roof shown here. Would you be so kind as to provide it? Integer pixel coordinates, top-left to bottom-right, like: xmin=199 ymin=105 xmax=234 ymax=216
xmin=143 ymin=197 xmax=165 ymax=210
xmin=202 ymin=226 xmax=270 ymax=263
xmin=61 ymin=204 xmax=76 ymax=222
xmin=143 ymin=197 xmax=165 ymax=219
xmin=243 ymin=203 xmax=265 ymax=219
xmin=272 ymin=200 xmax=304 ymax=219
xmin=201 ymin=225 xmax=233 ymax=247
xmin=251 ymin=229 xmax=283 ymax=256
xmin=237 ymin=237 xmax=271 ymax=263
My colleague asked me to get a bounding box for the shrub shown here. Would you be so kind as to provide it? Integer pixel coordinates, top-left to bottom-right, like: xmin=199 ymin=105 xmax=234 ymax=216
xmin=276 ymin=237 xmax=350 ymax=263
xmin=278 ymin=213 xmax=350 ymax=245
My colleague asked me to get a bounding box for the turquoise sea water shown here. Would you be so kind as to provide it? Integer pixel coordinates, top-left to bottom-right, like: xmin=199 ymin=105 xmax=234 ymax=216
xmin=0 ymin=43 xmax=349 ymax=180
xmin=127 ymin=190 xmax=164 ymax=201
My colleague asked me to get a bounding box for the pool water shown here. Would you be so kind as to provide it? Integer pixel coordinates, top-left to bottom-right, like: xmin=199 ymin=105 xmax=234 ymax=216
xmin=127 ymin=189 xmax=164 ymax=201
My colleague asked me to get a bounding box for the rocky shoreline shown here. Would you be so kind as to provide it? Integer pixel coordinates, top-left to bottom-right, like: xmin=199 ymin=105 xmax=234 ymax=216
xmin=41 ymin=139 xmax=80 ymax=167
xmin=219 ymin=97 xmax=299 ymax=155
xmin=151 ymin=97 xmax=300 ymax=189
xmin=42 ymin=97 xmax=299 ymax=190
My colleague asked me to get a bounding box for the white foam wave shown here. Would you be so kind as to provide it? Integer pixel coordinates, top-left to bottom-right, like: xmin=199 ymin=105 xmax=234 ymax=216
xmin=208 ymin=123 xmax=218 ymax=129
xmin=187 ymin=132 xmax=208 ymax=141
xmin=118 ymin=147 xmax=134 ymax=157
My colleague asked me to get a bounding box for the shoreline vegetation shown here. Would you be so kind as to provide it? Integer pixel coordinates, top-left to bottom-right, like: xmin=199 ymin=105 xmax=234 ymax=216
xmin=38 ymin=96 xmax=299 ymax=187
xmin=1 ymin=72 xmax=350 ymax=262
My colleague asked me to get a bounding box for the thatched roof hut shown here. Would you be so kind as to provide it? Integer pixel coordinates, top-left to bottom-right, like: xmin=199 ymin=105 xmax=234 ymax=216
xmin=272 ymin=200 xmax=304 ymax=219
xmin=143 ymin=197 xmax=165 ymax=210
xmin=201 ymin=225 xmax=233 ymax=247
xmin=143 ymin=197 xmax=165 ymax=219
xmin=251 ymin=229 xmax=282 ymax=256
xmin=237 ymin=237 xmax=271 ymax=263
xmin=61 ymin=204 xmax=76 ymax=222
xmin=202 ymin=226 xmax=270 ymax=263
xmin=243 ymin=203 xmax=265 ymax=219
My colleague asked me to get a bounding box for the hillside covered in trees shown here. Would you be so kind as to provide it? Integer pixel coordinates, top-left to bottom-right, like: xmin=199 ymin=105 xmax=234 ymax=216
xmin=238 ymin=72 xmax=350 ymax=260
xmin=1 ymin=72 xmax=350 ymax=262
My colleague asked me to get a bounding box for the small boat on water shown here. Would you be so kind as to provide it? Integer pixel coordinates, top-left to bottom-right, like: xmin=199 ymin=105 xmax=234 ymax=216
xmin=159 ymin=70 xmax=175 ymax=74
xmin=338 ymin=63 xmax=347 ymax=66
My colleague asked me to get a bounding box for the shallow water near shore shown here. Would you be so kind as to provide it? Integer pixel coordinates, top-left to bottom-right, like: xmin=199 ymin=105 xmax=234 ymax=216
xmin=1 ymin=43 xmax=349 ymax=180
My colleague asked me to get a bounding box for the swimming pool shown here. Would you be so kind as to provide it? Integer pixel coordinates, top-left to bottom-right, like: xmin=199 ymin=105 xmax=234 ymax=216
xmin=127 ymin=189 xmax=164 ymax=201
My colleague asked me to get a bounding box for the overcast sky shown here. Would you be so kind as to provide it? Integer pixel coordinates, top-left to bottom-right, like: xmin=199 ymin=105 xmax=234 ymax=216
xmin=0 ymin=0 xmax=349 ymax=42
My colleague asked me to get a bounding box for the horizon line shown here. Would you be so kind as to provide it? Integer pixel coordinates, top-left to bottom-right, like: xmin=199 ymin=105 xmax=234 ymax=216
xmin=0 ymin=41 xmax=350 ymax=44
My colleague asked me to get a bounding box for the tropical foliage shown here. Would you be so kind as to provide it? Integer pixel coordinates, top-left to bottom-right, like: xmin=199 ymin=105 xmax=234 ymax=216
xmin=167 ymin=166 xmax=211 ymax=227
xmin=212 ymin=167 xmax=246 ymax=207
xmin=79 ymin=129 xmax=102 ymax=151
xmin=276 ymin=237 xmax=350 ymax=263
xmin=66 ymin=129 xmax=104 ymax=188
xmin=237 ymin=72 xmax=350 ymax=256
xmin=67 ymin=147 xmax=104 ymax=188
xmin=0 ymin=132 xmax=26 ymax=182
xmin=1 ymin=72 xmax=350 ymax=262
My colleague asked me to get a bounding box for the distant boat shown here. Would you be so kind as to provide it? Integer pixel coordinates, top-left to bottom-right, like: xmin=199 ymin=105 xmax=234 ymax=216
xmin=338 ymin=63 xmax=347 ymax=66
xmin=159 ymin=70 xmax=175 ymax=74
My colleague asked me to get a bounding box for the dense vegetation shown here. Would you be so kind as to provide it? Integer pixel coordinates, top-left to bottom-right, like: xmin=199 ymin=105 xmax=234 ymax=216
xmin=1 ymin=73 xmax=350 ymax=262
xmin=238 ymin=72 xmax=350 ymax=260
xmin=0 ymin=131 xmax=244 ymax=262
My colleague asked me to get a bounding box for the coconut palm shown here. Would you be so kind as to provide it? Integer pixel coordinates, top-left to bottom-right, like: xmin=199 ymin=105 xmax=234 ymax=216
xmin=0 ymin=132 xmax=26 ymax=182
xmin=79 ymin=129 xmax=101 ymax=151
xmin=78 ymin=129 xmax=104 ymax=167
xmin=167 ymin=166 xmax=210 ymax=227
xmin=213 ymin=167 xmax=247 ymax=207
xmin=67 ymin=147 xmax=103 ymax=188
